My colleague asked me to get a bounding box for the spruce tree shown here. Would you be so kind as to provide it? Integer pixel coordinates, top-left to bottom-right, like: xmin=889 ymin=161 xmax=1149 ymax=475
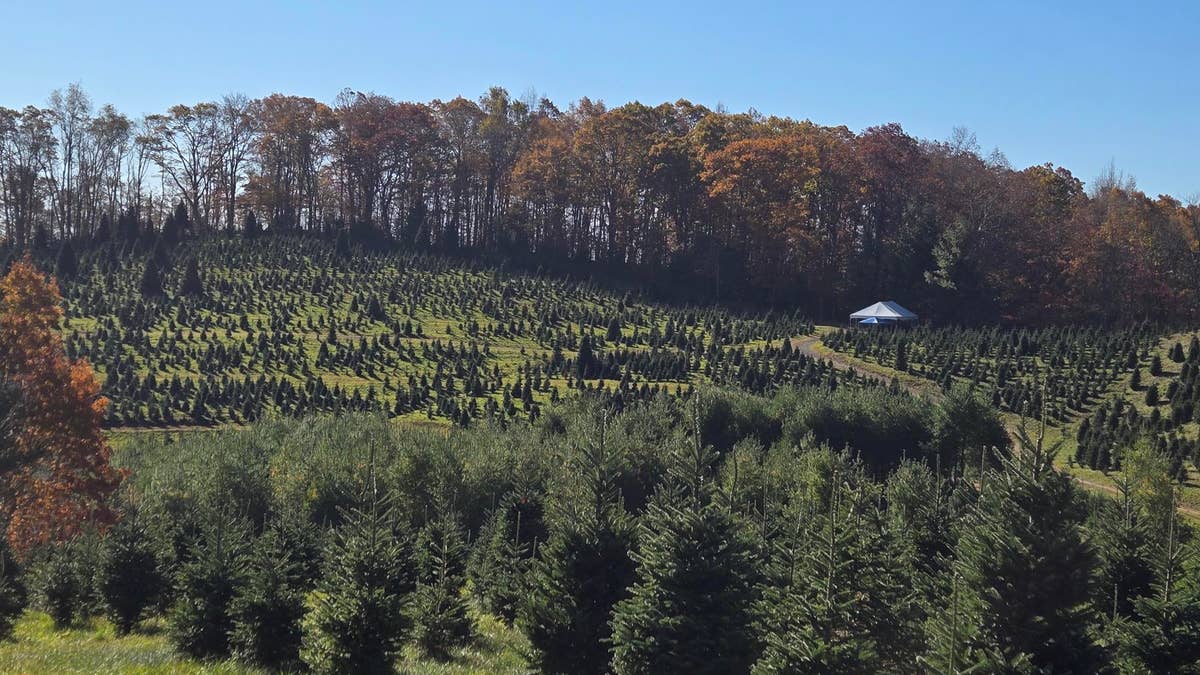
xmin=139 ymin=261 xmax=163 ymax=298
xmin=410 ymin=500 xmax=473 ymax=661
xmin=1116 ymin=496 xmax=1200 ymax=674
xmin=923 ymin=425 xmax=1100 ymax=672
xmin=168 ymin=514 xmax=249 ymax=658
xmin=54 ymin=241 xmax=77 ymax=280
xmin=0 ymin=536 xmax=26 ymax=641
xmin=520 ymin=415 xmax=636 ymax=675
xmin=468 ymin=503 xmax=529 ymax=623
xmin=610 ymin=402 xmax=758 ymax=674
xmin=230 ymin=527 xmax=307 ymax=670
xmin=301 ymin=460 xmax=415 ymax=674
xmin=754 ymin=456 xmax=920 ymax=674
xmin=179 ymin=257 xmax=204 ymax=297
xmin=243 ymin=210 xmax=261 ymax=240
xmin=99 ymin=513 xmax=165 ymax=634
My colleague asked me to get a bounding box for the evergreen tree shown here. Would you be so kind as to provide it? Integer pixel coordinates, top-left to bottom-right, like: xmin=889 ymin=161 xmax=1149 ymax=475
xmin=243 ymin=210 xmax=261 ymax=240
xmin=168 ymin=514 xmax=249 ymax=658
xmin=410 ymin=501 xmax=473 ymax=661
xmin=162 ymin=212 xmax=180 ymax=245
xmin=301 ymin=464 xmax=415 ymax=674
xmin=576 ymin=335 xmax=595 ymax=380
xmin=54 ymin=242 xmax=77 ymax=280
xmin=606 ymin=316 xmax=623 ymax=342
xmin=0 ymin=537 xmax=26 ymax=641
xmin=230 ymin=527 xmax=307 ymax=670
xmin=30 ymin=541 xmax=81 ymax=628
xmin=179 ymin=257 xmax=204 ymax=297
xmin=922 ymin=425 xmax=1100 ymax=672
xmin=93 ymin=214 xmax=111 ymax=243
xmin=610 ymin=403 xmax=759 ymax=674
xmin=1090 ymin=474 xmax=1154 ymax=621
xmin=99 ymin=513 xmax=164 ymax=634
xmin=754 ymin=464 xmax=921 ymax=674
xmin=520 ymin=415 xmax=637 ymax=675
xmin=173 ymin=202 xmax=191 ymax=235
xmin=139 ymin=261 xmax=163 ymax=298
xmin=468 ymin=503 xmax=529 ymax=623
xmin=1116 ymin=498 xmax=1200 ymax=674
xmin=334 ymin=229 xmax=351 ymax=258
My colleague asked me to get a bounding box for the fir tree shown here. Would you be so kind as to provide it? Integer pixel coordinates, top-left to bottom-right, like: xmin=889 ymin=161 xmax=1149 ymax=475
xmin=230 ymin=527 xmax=307 ymax=670
xmin=54 ymin=242 xmax=77 ymax=280
xmin=0 ymin=537 xmax=26 ymax=641
xmin=179 ymin=257 xmax=204 ymax=297
xmin=520 ymin=414 xmax=636 ymax=674
xmin=1090 ymin=473 xmax=1153 ymax=621
xmin=168 ymin=514 xmax=249 ymax=658
xmin=468 ymin=503 xmax=529 ymax=623
xmin=31 ymin=541 xmax=81 ymax=628
xmin=243 ymin=210 xmax=261 ymax=240
xmin=610 ymin=401 xmax=759 ymax=674
xmin=139 ymin=261 xmax=163 ymax=298
xmin=1116 ymin=495 xmax=1200 ymax=674
xmin=754 ymin=456 xmax=921 ymax=674
xmin=410 ymin=500 xmax=473 ymax=661
xmin=301 ymin=453 xmax=415 ymax=674
xmin=923 ymin=424 xmax=1100 ymax=672
xmin=99 ymin=513 xmax=165 ymax=634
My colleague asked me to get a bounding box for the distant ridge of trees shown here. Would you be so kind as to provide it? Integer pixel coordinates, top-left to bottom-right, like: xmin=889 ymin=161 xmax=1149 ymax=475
xmin=3 ymin=84 xmax=1198 ymax=324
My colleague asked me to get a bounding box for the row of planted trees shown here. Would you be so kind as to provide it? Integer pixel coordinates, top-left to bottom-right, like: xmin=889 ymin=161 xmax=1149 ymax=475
xmin=1 ymin=388 xmax=1198 ymax=673
xmin=6 ymin=84 xmax=1200 ymax=321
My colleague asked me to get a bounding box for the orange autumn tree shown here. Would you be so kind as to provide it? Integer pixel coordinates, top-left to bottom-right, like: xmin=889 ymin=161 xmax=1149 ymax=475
xmin=0 ymin=256 xmax=124 ymax=553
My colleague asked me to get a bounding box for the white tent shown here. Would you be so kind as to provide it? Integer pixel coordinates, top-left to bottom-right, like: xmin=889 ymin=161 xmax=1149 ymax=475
xmin=849 ymin=300 xmax=918 ymax=323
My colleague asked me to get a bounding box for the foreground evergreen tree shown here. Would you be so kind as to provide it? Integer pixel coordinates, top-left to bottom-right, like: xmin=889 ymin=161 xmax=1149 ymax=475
xmin=301 ymin=468 xmax=415 ymax=674
xmin=610 ymin=405 xmax=759 ymax=675
xmin=99 ymin=513 xmax=164 ymax=634
xmin=754 ymin=458 xmax=921 ymax=674
xmin=1115 ymin=493 xmax=1200 ymax=674
xmin=0 ymin=537 xmax=25 ymax=641
xmin=922 ymin=424 xmax=1101 ymax=673
xmin=410 ymin=500 xmax=473 ymax=660
xmin=468 ymin=503 xmax=529 ymax=623
xmin=520 ymin=415 xmax=637 ymax=674
xmin=30 ymin=541 xmax=82 ymax=628
xmin=1090 ymin=473 xmax=1153 ymax=621
xmin=168 ymin=515 xmax=249 ymax=658
xmin=230 ymin=527 xmax=307 ymax=670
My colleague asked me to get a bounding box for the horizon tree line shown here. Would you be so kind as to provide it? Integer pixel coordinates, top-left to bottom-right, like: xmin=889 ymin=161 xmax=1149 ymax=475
xmin=3 ymin=84 xmax=1199 ymax=323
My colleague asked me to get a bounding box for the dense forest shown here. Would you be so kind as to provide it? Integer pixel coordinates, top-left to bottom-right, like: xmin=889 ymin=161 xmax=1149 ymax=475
xmin=3 ymin=85 xmax=1198 ymax=323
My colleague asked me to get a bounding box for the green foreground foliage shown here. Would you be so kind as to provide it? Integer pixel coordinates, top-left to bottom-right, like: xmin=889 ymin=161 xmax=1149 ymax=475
xmin=1 ymin=385 xmax=1198 ymax=672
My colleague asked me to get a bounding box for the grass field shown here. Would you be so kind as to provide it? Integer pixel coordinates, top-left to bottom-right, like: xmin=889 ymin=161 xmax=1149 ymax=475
xmin=0 ymin=609 xmax=531 ymax=674
xmin=813 ymin=325 xmax=1200 ymax=517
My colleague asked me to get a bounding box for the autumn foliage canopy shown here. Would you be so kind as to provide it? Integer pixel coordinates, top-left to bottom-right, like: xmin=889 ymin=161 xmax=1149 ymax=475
xmin=0 ymin=257 xmax=123 ymax=553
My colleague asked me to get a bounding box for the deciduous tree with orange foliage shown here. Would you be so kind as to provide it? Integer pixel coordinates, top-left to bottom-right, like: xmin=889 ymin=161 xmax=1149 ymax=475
xmin=0 ymin=257 xmax=124 ymax=554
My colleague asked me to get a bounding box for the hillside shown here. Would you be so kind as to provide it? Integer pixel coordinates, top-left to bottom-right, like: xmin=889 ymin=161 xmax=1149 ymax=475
xmin=47 ymin=236 xmax=824 ymax=429
xmin=813 ymin=324 xmax=1200 ymax=513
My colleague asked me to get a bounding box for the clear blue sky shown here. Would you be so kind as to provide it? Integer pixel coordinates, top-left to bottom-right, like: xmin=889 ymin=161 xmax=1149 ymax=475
xmin=4 ymin=0 xmax=1198 ymax=199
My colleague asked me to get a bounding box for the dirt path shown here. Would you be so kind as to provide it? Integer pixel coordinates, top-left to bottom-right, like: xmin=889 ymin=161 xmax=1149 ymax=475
xmin=792 ymin=330 xmax=1200 ymax=520
xmin=790 ymin=333 xmax=943 ymax=400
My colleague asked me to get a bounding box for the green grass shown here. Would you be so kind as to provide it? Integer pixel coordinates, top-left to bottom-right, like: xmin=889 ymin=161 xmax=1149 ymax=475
xmin=810 ymin=326 xmax=1200 ymax=518
xmin=0 ymin=609 xmax=532 ymax=675
xmin=0 ymin=613 xmax=259 ymax=674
